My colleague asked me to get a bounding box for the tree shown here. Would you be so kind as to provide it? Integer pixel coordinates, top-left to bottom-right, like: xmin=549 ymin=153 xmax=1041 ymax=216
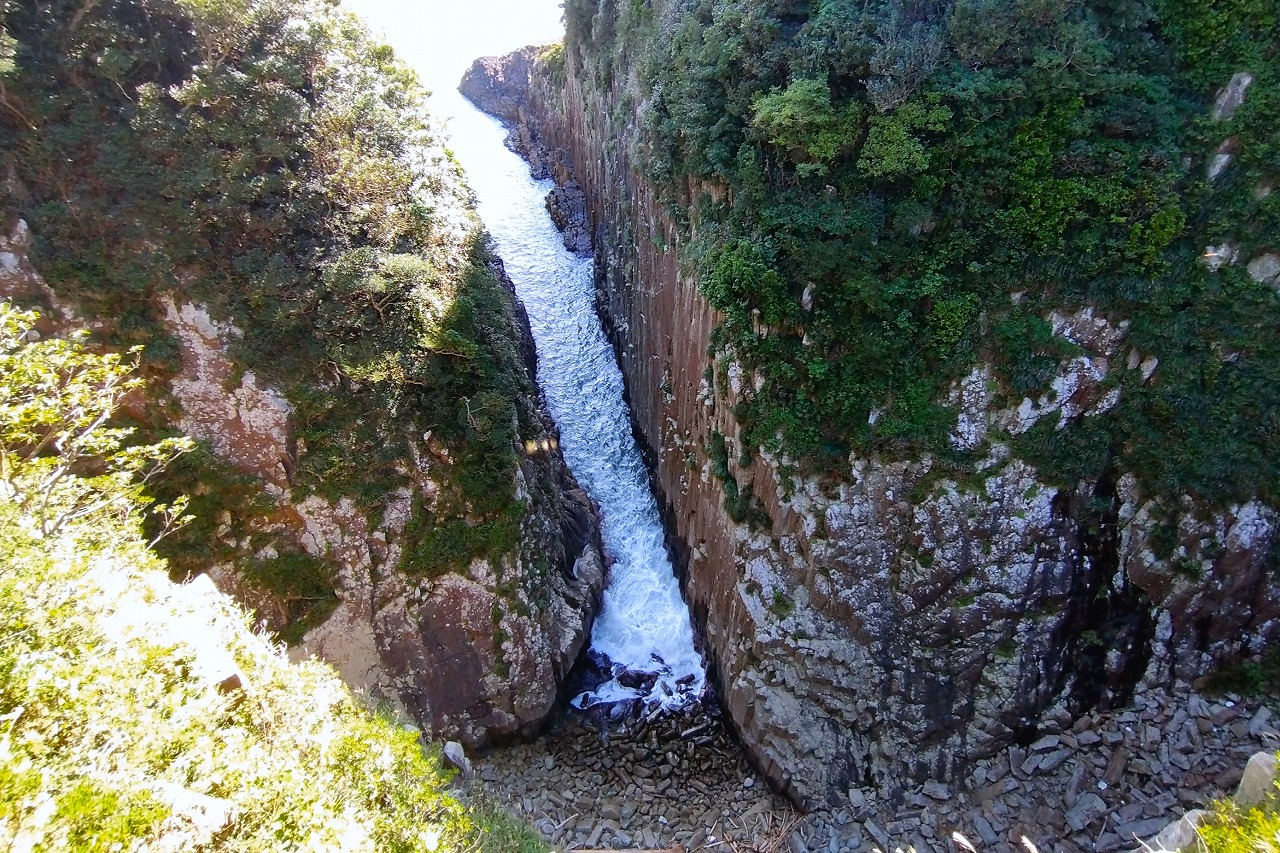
xmin=0 ymin=302 xmax=191 ymax=538
xmin=750 ymin=78 xmax=860 ymax=176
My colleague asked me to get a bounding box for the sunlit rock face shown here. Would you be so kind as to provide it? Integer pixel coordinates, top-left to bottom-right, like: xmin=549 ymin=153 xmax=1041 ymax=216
xmin=460 ymin=47 xmax=542 ymax=124
xmin=2 ymin=222 xmax=604 ymax=749
xmin=163 ymin=299 xmax=294 ymax=487
xmin=160 ymin=276 xmax=606 ymax=748
xmin=465 ymin=51 xmax=1280 ymax=807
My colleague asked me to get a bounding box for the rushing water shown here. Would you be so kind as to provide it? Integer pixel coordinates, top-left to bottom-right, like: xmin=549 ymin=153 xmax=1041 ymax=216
xmin=435 ymin=89 xmax=706 ymax=706
xmin=340 ymin=0 xmax=706 ymax=713
xmin=425 ymin=85 xmax=707 ymax=711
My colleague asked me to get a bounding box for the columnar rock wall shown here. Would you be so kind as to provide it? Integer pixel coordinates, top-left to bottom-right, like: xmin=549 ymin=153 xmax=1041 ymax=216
xmin=462 ymin=51 xmax=1280 ymax=807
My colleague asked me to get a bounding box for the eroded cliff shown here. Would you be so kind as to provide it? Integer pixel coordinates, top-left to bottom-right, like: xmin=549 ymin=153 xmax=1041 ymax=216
xmin=462 ymin=0 xmax=1280 ymax=806
xmin=0 ymin=1 xmax=603 ymax=748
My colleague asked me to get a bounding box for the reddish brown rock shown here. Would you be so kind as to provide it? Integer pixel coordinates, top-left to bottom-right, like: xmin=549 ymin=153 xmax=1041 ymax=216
xmin=4 ymin=219 xmax=606 ymax=751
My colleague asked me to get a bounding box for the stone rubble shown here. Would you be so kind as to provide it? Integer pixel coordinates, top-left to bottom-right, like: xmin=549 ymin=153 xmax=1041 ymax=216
xmin=476 ymin=707 xmax=796 ymax=851
xmin=475 ymin=684 xmax=1276 ymax=853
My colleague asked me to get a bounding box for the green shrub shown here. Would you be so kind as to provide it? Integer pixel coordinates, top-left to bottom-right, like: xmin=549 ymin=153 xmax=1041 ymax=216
xmin=751 ymin=78 xmax=861 ymax=176
xmin=0 ymin=301 xmax=542 ymax=852
xmin=1197 ymin=788 xmax=1280 ymax=853
xmin=857 ymin=97 xmax=951 ymax=179
xmin=561 ymin=0 xmax=1280 ymax=512
xmin=1203 ymin=648 xmax=1280 ymax=696
xmin=402 ymin=502 xmax=525 ymax=579
xmin=699 ymin=235 xmax=792 ymax=326
xmin=769 ymin=590 xmax=795 ymax=618
xmin=243 ymin=551 xmax=340 ymax=644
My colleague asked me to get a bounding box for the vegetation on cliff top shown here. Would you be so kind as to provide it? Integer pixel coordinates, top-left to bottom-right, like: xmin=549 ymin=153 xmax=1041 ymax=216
xmin=564 ymin=0 xmax=1280 ymax=512
xmin=0 ymin=0 xmax=539 ymax=631
xmin=1199 ymin=786 xmax=1280 ymax=853
xmin=0 ymin=302 xmax=544 ymax=852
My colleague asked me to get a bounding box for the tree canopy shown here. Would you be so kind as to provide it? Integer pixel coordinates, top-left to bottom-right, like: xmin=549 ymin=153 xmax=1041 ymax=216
xmin=566 ymin=0 xmax=1280 ymax=510
xmin=0 ymin=0 xmax=540 ymax=605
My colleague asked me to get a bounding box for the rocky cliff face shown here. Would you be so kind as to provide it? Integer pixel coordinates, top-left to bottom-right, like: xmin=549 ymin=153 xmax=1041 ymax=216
xmin=0 ymin=1 xmax=610 ymax=751
xmin=0 ymin=213 xmax=604 ymax=749
xmin=462 ymin=50 xmax=1280 ymax=806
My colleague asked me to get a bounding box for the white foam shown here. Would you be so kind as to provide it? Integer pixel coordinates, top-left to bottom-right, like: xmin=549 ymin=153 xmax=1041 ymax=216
xmin=439 ymin=89 xmax=706 ymax=711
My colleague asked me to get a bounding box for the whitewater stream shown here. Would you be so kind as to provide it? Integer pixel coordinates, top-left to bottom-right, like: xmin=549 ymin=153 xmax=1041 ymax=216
xmin=429 ymin=85 xmax=707 ymax=711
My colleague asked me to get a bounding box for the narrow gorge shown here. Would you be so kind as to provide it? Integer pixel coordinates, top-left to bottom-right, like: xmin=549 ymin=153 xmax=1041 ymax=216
xmin=0 ymin=0 xmax=611 ymax=759
xmin=5 ymin=0 xmax=1280 ymax=851
xmin=436 ymin=86 xmax=706 ymax=712
xmin=458 ymin=0 xmax=1280 ymax=813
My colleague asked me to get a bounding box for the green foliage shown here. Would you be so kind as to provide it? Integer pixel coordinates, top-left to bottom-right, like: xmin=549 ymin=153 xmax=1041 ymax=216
xmin=929 ymin=294 xmax=977 ymax=350
xmin=1203 ymin=648 xmax=1280 ymax=696
xmin=857 ymin=97 xmax=951 ymax=179
xmin=47 ymin=782 xmax=171 ymax=853
xmin=705 ymin=429 xmax=771 ymax=528
xmin=244 ymin=551 xmax=340 ymax=644
xmin=539 ymin=42 xmax=567 ymax=85
xmin=1152 ymin=0 xmax=1277 ymax=86
xmin=0 ymin=0 xmax=540 ymax=622
xmin=751 ymin=79 xmax=860 ymax=177
xmin=469 ymin=797 xmax=553 ymax=853
xmin=0 ymin=27 xmax=14 ymax=77
xmin=565 ymin=0 xmax=1280 ymax=510
xmin=0 ymin=303 xmax=193 ymax=538
xmin=0 ymin=301 xmax=539 ymax=852
xmin=402 ymin=500 xmax=524 ymax=579
xmin=699 ymin=235 xmax=791 ymax=325
xmin=994 ymin=311 xmax=1073 ymax=395
xmin=1196 ymin=786 xmax=1280 ymax=853
xmin=148 ymin=446 xmax=278 ymax=579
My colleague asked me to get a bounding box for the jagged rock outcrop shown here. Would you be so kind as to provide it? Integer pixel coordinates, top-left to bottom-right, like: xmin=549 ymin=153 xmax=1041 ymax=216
xmin=459 ymin=47 xmax=542 ymax=125
xmin=545 ymin=181 xmax=593 ymax=255
xmin=462 ymin=50 xmax=1280 ymax=806
xmin=462 ymin=46 xmax=556 ymax=180
xmin=0 ymin=216 xmax=605 ymax=748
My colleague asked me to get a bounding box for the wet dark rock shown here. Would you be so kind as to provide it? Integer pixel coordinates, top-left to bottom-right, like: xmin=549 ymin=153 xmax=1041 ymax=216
xmin=618 ymin=668 xmax=660 ymax=692
xmin=546 ymin=182 xmax=592 ymax=255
